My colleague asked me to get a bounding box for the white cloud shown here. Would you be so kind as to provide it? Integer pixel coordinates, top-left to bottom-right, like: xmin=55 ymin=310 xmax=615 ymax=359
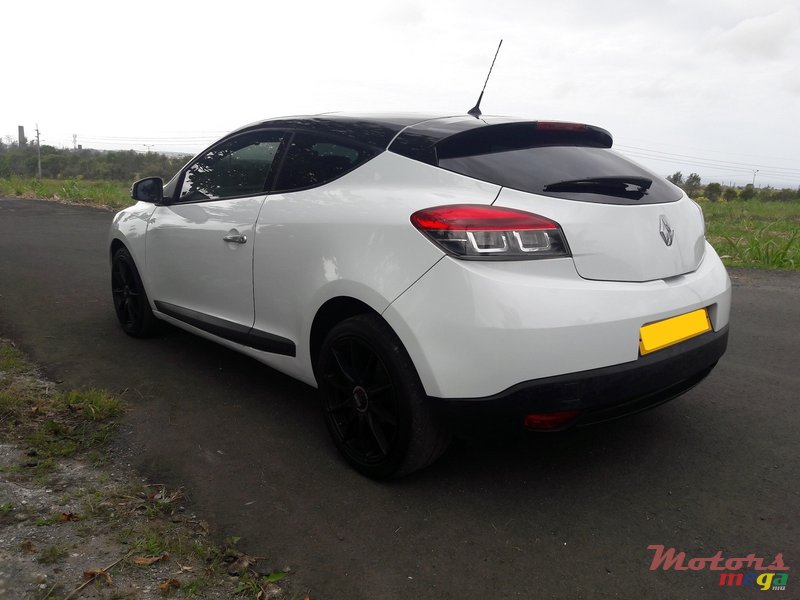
xmin=706 ymin=6 xmax=800 ymax=60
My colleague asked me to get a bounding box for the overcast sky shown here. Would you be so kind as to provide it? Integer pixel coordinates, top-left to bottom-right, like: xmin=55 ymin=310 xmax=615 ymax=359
xmin=4 ymin=0 xmax=799 ymax=187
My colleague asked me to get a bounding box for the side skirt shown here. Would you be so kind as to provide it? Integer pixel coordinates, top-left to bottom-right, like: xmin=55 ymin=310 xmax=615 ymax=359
xmin=153 ymin=300 xmax=296 ymax=357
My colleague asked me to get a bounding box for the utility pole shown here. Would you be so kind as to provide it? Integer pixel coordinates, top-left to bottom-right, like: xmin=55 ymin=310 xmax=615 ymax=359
xmin=752 ymin=169 xmax=759 ymax=187
xmin=35 ymin=124 xmax=42 ymax=179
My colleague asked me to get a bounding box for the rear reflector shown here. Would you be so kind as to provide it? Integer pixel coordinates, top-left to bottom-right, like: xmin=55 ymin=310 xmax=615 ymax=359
xmin=524 ymin=410 xmax=579 ymax=430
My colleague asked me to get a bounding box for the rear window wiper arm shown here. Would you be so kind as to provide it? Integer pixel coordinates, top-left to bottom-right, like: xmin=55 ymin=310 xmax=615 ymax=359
xmin=543 ymin=176 xmax=653 ymax=196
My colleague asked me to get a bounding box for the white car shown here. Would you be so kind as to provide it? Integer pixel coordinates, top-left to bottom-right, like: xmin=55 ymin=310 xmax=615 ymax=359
xmin=109 ymin=114 xmax=731 ymax=478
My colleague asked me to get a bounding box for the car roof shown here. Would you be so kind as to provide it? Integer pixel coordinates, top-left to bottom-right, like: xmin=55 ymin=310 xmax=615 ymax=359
xmin=228 ymin=113 xmax=612 ymax=162
xmin=229 ymin=113 xmax=528 ymax=151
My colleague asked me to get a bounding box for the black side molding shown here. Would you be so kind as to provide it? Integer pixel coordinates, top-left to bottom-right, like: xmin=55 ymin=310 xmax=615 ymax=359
xmin=154 ymin=301 xmax=296 ymax=357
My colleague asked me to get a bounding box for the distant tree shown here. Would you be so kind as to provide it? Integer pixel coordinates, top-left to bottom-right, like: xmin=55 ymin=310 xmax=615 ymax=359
xmin=684 ymin=173 xmax=702 ymax=196
xmin=761 ymin=187 xmax=797 ymax=201
xmin=667 ymin=171 xmax=684 ymax=187
xmin=705 ymin=182 xmax=722 ymax=202
xmin=0 ymin=143 xmax=189 ymax=181
xmin=756 ymin=186 xmax=775 ymax=201
xmin=723 ymin=187 xmax=738 ymax=202
xmin=740 ymin=183 xmax=756 ymax=200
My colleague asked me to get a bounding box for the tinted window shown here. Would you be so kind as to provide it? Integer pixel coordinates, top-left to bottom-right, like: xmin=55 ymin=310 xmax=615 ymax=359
xmin=435 ymin=125 xmax=680 ymax=205
xmin=179 ymin=131 xmax=283 ymax=202
xmin=273 ymin=132 xmax=378 ymax=192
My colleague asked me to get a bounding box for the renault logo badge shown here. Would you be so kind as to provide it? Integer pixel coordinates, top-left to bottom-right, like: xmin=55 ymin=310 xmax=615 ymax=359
xmin=659 ymin=215 xmax=674 ymax=247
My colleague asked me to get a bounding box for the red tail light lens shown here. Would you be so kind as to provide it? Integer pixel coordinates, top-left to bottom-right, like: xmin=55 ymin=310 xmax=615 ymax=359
xmin=410 ymin=204 xmax=570 ymax=260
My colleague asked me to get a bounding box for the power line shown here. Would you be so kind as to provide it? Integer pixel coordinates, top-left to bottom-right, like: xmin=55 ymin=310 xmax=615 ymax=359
xmin=617 ymin=144 xmax=800 ymax=175
xmin=622 ymin=152 xmax=800 ymax=178
xmin=618 ymin=136 xmax=800 ymax=164
xmin=619 ymin=150 xmax=800 ymax=183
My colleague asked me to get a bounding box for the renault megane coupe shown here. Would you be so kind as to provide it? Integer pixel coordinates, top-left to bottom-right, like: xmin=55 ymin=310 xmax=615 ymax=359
xmin=109 ymin=113 xmax=731 ymax=478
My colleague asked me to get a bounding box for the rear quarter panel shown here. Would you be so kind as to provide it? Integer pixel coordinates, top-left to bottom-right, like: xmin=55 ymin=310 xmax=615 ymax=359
xmin=251 ymin=152 xmax=501 ymax=383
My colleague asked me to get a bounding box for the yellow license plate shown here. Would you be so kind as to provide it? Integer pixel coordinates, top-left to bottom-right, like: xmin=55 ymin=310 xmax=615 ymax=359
xmin=639 ymin=308 xmax=712 ymax=355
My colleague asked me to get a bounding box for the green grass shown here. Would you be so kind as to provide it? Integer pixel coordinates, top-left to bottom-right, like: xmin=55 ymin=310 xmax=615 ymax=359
xmin=0 ymin=176 xmax=131 ymax=210
xmin=24 ymin=389 xmax=123 ymax=459
xmin=0 ymin=343 xmax=30 ymax=375
xmin=700 ymin=200 xmax=799 ymax=270
xmin=0 ymin=339 xmax=124 ymax=464
xmin=0 ymin=343 xmax=40 ymax=424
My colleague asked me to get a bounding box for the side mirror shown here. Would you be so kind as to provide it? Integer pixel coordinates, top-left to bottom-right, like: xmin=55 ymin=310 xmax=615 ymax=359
xmin=131 ymin=177 xmax=164 ymax=203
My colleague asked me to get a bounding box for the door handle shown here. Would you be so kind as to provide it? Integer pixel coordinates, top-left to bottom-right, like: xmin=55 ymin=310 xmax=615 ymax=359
xmin=223 ymin=234 xmax=247 ymax=244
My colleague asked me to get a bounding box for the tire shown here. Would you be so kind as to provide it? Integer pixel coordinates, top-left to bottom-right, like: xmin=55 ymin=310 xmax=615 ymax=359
xmin=317 ymin=314 xmax=451 ymax=479
xmin=111 ymin=247 xmax=159 ymax=337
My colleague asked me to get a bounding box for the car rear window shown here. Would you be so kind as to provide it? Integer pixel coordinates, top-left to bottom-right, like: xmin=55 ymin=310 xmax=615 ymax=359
xmin=435 ymin=124 xmax=681 ymax=205
xmin=272 ymin=132 xmax=378 ymax=192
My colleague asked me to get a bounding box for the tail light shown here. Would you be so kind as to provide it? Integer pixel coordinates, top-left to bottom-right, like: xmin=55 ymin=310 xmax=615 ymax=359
xmin=410 ymin=204 xmax=570 ymax=260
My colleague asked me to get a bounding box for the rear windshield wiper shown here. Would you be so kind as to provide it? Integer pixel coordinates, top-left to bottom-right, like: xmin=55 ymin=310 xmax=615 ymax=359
xmin=543 ymin=176 xmax=653 ymax=198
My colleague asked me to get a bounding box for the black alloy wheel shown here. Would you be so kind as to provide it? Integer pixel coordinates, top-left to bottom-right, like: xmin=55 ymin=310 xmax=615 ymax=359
xmin=111 ymin=247 xmax=158 ymax=337
xmin=318 ymin=314 xmax=450 ymax=479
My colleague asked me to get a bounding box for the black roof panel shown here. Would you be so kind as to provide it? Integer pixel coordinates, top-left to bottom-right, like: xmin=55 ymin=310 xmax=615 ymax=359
xmin=224 ymin=113 xmax=611 ymax=161
xmin=230 ymin=113 xmax=450 ymax=150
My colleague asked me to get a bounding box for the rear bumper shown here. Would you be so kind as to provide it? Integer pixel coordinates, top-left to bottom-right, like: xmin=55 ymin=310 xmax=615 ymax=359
xmin=429 ymin=325 xmax=728 ymax=430
xmin=383 ymin=246 xmax=731 ymax=399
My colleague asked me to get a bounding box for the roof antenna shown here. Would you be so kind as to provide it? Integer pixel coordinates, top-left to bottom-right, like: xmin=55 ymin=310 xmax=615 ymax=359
xmin=467 ymin=39 xmax=503 ymax=118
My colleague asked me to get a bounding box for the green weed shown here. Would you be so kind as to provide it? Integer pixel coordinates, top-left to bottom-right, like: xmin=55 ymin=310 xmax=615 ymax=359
xmin=55 ymin=388 xmax=123 ymax=421
xmin=721 ymin=225 xmax=797 ymax=269
xmin=703 ymin=200 xmax=800 ymax=270
xmin=0 ymin=343 xmax=29 ymax=374
xmin=233 ymin=571 xmax=289 ymax=597
xmin=34 ymin=515 xmax=60 ymax=526
xmin=37 ymin=544 xmax=69 ymax=564
xmin=181 ymin=578 xmax=209 ymax=597
xmin=133 ymin=528 xmax=169 ymax=556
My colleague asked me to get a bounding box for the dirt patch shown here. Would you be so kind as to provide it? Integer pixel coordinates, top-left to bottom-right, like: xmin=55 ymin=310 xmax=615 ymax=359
xmin=0 ymin=340 xmax=299 ymax=600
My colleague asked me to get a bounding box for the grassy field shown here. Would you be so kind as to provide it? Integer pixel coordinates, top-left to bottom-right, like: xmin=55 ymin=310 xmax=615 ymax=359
xmin=0 ymin=176 xmax=130 ymax=210
xmin=703 ymin=200 xmax=800 ymax=270
xmin=1 ymin=177 xmax=798 ymax=270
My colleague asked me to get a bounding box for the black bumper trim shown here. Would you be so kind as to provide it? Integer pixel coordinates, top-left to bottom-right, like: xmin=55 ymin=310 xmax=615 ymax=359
xmin=429 ymin=326 xmax=728 ymax=429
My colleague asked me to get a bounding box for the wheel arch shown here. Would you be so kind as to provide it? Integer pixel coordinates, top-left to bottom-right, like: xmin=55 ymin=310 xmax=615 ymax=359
xmin=110 ymin=237 xmax=127 ymax=260
xmin=309 ymin=296 xmax=383 ymax=369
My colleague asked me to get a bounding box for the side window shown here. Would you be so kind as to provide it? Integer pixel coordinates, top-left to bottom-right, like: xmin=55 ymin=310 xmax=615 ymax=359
xmin=273 ymin=132 xmax=377 ymax=192
xmin=179 ymin=131 xmax=283 ymax=202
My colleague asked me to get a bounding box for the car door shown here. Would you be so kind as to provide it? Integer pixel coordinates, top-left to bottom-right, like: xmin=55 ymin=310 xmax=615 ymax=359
xmin=145 ymin=130 xmax=285 ymax=334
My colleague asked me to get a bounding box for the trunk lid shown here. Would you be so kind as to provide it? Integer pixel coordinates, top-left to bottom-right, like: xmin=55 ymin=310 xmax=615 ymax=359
xmin=494 ymin=187 xmax=706 ymax=282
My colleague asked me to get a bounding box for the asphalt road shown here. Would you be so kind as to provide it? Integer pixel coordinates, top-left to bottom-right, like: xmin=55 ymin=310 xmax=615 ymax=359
xmin=1 ymin=197 xmax=797 ymax=599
